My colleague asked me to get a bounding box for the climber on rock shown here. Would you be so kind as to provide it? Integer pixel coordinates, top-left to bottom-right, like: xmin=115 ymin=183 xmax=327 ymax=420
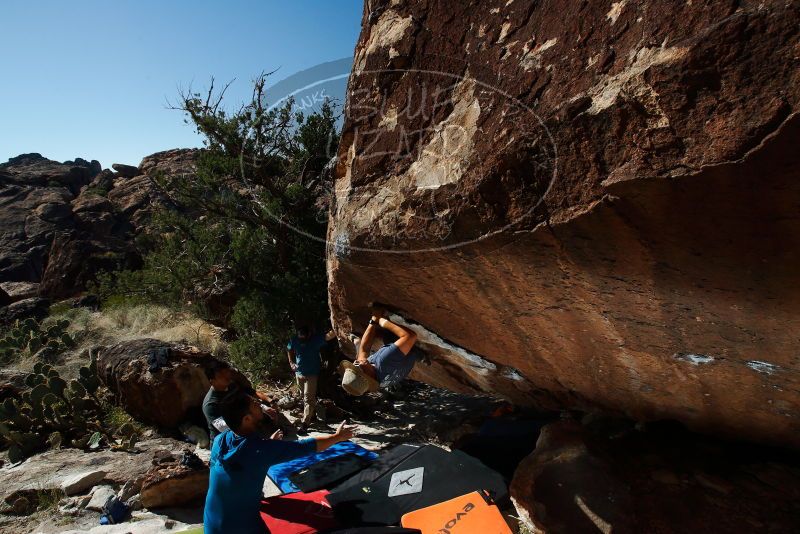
xmin=339 ymin=305 xmax=420 ymax=396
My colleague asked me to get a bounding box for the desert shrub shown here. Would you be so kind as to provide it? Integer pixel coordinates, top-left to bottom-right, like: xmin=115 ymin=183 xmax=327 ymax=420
xmin=83 ymin=185 xmax=109 ymax=197
xmin=95 ymin=74 xmax=336 ymax=380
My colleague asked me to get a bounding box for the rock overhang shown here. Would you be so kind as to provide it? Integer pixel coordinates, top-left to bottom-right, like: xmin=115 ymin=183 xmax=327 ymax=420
xmin=328 ymin=0 xmax=800 ymax=447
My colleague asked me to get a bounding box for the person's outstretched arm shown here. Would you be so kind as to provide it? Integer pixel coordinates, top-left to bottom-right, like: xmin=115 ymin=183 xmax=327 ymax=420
xmin=377 ymin=316 xmax=418 ymax=356
xmin=313 ymin=420 xmax=355 ymax=451
xmin=251 ymin=421 xmax=357 ymax=471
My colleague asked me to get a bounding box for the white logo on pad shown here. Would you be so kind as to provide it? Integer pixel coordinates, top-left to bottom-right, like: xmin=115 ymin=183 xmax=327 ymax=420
xmin=388 ymin=467 xmax=424 ymax=497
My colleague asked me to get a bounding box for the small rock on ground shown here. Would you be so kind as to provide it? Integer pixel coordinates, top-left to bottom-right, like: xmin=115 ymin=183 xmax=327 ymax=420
xmin=86 ymin=485 xmax=116 ymax=512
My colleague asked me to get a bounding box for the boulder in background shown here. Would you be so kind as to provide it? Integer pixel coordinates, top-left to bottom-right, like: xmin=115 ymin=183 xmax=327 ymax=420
xmin=96 ymin=338 xmax=250 ymax=428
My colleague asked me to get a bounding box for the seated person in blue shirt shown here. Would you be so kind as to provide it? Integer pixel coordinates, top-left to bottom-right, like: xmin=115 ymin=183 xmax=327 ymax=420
xmin=339 ymin=305 xmax=419 ymax=396
xmin=203 ymin=392 xmax=355 ymax=534
xmin=287 ymin=324 xmax=336 ymax=433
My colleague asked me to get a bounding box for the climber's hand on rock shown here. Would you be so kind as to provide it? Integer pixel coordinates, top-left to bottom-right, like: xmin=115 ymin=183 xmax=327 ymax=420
xmin=270 ymin=429 xmax=284 ymax=440
xmin=369 ymin=301 xmax=388 ymax=319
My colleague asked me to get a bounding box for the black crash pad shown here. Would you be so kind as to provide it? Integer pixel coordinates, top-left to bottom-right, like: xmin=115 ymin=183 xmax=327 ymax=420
xmin=289 ymin=452 xmax=374 ymax=493
xmin=326 ymin=444 xmax=507 ymax=527
xmin=331 ymin=444 xmax=422 ymax=492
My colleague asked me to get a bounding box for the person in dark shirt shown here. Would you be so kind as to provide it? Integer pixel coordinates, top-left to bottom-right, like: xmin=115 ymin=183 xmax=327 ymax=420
xmin=203 ymin=392 xmax=355 ymax=534
xmin=340 ymin=306 xmax=419 ymax=396
xmin=202 ymin=360 xmax=277 ymax=440
xmin=286 ymin=324 xmax=336 ymax=433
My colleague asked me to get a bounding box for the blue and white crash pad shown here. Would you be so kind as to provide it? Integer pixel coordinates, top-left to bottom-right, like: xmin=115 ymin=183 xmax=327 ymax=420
xmin=268 ymin=440 xmax=378 ymax=494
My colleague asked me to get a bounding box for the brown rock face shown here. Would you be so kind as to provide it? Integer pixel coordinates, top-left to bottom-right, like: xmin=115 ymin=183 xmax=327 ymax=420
xmin=108 ymin=149 xmax=198 ymax=231
xmin=327 ymin=0 xmax=800 ymax=446
xmin=0 ymin=149 xmax=198 ymax=309
xmin=509 ymin=420 xmax=800 ymax=533
xmin=111 ymin=163 xmax=140 ymax=178
xmin=139 ymin=452 xmax=209 ymax=509
xmin=39 ymin=234 xmax=139 ymax=300
xmin=97 ymin=338 xmax=251 ymax=428
xmin=0 ymin=154 xmax=94 ymax=284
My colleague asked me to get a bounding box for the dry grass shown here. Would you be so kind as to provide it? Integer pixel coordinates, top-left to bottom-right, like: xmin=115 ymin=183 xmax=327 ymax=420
xmin=83 ymin=304 xmax=226 ymax=353
xmin=13 ymin=304 xmax=229 ymax=377
xmin=57 ymin=304 xmax=224 ymax=352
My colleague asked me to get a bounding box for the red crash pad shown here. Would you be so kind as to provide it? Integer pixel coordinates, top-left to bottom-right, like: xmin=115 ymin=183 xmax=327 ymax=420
xmin=260 ymin=489 xmax=338 ymax=533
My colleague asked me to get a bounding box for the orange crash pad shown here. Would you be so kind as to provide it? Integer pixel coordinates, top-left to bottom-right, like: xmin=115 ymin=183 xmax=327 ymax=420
xmin=401 ymin=491 xmax=512 ymax=534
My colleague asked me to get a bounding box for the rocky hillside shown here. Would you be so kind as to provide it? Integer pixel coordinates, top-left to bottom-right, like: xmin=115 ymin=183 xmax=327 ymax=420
xmin=0 ymin=150 xmax=198 ymax=320
xmin=328 ymin=0 xmax=800 ymax=447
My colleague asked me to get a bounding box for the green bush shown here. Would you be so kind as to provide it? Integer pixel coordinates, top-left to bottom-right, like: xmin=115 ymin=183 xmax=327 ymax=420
xmin=83 ymin=185 xmax=109 ymax=197
xmin=103 ymin=404 xmax=145 ymax=435
xmin=94 ymin=74 xmax=336 ymax=380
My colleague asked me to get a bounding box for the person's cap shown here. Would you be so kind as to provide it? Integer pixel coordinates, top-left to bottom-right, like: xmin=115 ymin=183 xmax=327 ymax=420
xmin=338 ymin=360 xmax=379 ymax=396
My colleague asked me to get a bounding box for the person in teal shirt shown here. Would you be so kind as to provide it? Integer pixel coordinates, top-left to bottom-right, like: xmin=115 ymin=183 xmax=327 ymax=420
xmin=287 ymin=324 xmax=334 ymax=433
xmin=203 ymin=392 xmax=355 ymax=534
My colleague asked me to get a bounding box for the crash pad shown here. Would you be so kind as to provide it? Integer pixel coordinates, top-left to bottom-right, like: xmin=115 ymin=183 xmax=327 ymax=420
xmin=290 ymin=452 xmax=374 ymax=493
xmin=331 ymin=444 xmax=422 ymax=492
xmin=401 ymin=491 xmax=512 ymax=533
xmin=327 ymin=528 xmax=421 ymax=533
xmin=259 ymin=489 xmax=338 ymax=533
xmin=326 ymin=445 xmax=508 ymax=527
xmin=268 ymin=441 xmax=377 ymax=494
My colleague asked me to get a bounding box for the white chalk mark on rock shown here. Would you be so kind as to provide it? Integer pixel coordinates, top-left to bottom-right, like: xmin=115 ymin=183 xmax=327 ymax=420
xmin=521 ymin=38 xmax=558 ymax=70
xmin=746 ymin=360 xmax=780 ymax=375
xmin=674 ymin=353 xmax=715 ymax=365
xmin=389 ymin=313 xmax=497 ymax=373
xmin=607 ymin=0 xmax=628 ymax=25
xmin=409 ymin=77 xmax=480 ymax=190
xmin=355 ymin=10 xmax=413 ymax=75
xmin=585 ymin=46 xmax=687 ymax=115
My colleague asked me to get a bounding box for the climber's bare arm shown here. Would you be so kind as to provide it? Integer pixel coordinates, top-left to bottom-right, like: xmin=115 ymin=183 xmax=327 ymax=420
xmin=378 ymin=317 xmax=418 ymax=356
xmin=357 ymin=320 xmax=379 ymax=363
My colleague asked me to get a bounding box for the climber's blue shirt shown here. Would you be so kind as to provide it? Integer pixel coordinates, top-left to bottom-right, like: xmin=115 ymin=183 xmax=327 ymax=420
xmin=287 ymin=333 xmax=326 ymax=376
xmin=204 ymin=430 xmax=316 ymax=534
xmin=368 ymin=343 xmax=418 ymax=386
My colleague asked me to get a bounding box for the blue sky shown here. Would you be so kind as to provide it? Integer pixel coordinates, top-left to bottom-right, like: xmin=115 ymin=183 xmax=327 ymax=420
xmin=0 ymin=0 xmax=363 ymax=168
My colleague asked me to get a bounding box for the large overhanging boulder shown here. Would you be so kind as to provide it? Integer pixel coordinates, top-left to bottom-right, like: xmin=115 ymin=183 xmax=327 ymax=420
xmin=327 ymin=0 xmax=800 ymax=446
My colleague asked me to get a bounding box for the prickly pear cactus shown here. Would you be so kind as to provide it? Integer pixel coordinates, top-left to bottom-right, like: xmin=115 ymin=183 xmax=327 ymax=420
xmin=0 ymin=355 xmax=140 ymax=462
xmin=0 ymin=318 xmax=75 ymax=365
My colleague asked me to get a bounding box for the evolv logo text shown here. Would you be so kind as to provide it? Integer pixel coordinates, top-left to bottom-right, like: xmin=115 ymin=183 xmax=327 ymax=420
xmin=437 ymin=501 xmax=475 ymax=533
